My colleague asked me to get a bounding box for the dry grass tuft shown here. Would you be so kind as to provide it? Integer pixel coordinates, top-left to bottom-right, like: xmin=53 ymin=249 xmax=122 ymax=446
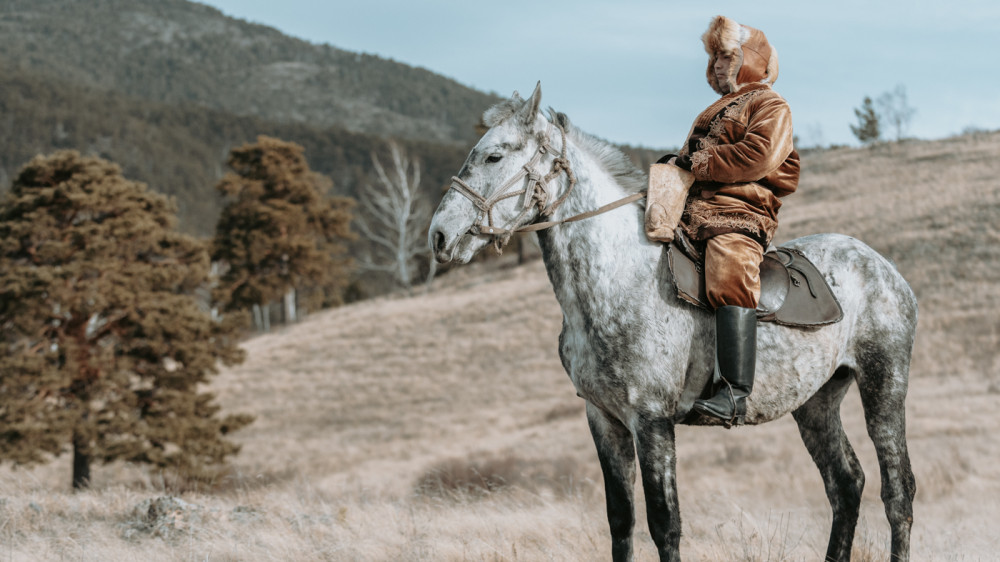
xmin=849 ymin=521 xmax=892 ymax=562
xmin=414 ymin=452 xmax=590 ymax=501
xmin=708 ymin=511 xmax=804 ymax=562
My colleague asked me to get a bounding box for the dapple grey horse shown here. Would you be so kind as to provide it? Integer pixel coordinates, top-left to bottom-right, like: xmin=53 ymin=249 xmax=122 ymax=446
xmin=429 ymin=84 xmax=917 ymax=562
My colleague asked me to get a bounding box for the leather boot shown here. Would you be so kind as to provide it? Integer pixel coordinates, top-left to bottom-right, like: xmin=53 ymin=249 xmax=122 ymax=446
xmin=693 ymin=306 xmax=757 ymax=425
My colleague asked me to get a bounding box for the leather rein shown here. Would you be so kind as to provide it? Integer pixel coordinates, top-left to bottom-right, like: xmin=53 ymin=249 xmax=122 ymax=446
xmin=447 ymin=121 xmax=646 ymax=252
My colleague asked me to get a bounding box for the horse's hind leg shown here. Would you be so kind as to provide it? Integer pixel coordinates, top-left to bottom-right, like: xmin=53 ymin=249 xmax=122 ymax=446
xmin=792 ymin=367 xmax=865 ymax=562
xmin=856 ymin=347 xmax=916 ymax=562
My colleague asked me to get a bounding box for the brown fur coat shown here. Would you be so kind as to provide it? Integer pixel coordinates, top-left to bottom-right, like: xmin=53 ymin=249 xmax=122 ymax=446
xmin=678 ymin=16 xmax=800 ymax=247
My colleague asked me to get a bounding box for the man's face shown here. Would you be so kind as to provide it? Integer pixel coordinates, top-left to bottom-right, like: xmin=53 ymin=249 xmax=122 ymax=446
xmin=714 ymin=51 xmax=735 ymax=92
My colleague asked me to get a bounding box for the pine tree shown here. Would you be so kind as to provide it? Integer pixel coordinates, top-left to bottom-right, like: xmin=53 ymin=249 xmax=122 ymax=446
xmin=0 ymin=151 xmax=251 ymax=489
xmin=850 ymin=96 xmax=881 ymax=146
xmin=212 ymin=136 xmax=355 ymax=323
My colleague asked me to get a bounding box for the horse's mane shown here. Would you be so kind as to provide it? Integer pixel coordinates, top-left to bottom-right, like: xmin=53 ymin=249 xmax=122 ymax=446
xmin=482 ymin=96 xmax=523 ymax=128
xmin=552 ymin=109 xmax=648 ymax=195
xmin=482 ymin=98 xmax=648 ymax=195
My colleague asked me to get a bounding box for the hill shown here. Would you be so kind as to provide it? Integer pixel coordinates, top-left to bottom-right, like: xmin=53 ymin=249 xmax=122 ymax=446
xmin=0 ymin=0 xmax=500 ymax=145
xmin=0 ymin=133 xmax=996 ymax=559
xmin=776 ymin=133 xmax=1000 ymax=377
xmin=0 ymin=61 xmax=470 ymax=235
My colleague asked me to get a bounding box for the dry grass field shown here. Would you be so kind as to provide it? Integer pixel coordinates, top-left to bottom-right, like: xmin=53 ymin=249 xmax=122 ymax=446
xmin=2 ymin=132 xmax=999 ymax=561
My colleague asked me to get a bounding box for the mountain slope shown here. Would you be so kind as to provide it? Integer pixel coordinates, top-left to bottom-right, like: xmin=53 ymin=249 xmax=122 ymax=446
xmin=0 ymin=0 xmax=500 ymax=144
xmin=776 ymin=134 xmax=1000 ymax=376
xmin=0 ymin=61 xmax=470 ymax=235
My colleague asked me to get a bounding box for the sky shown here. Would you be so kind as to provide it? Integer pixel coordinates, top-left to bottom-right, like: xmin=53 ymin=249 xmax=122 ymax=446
xmin=197 ymin=0 xmax=998 ymax=149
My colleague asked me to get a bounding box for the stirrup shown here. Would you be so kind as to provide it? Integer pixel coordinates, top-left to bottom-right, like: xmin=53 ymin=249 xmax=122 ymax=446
xmin=721 ymin=379 xmax=744 ymax=427
xmin=694 ymin=379 xmax=746 ymax=428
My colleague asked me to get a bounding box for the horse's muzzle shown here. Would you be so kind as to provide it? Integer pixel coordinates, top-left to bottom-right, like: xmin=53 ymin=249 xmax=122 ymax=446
xmin=429 ymin=227 xmax=454 ymax=264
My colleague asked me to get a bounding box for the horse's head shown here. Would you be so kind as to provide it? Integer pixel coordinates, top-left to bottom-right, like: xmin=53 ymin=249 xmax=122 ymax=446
xmin=429 ymin=82 xmax=561 ymax=264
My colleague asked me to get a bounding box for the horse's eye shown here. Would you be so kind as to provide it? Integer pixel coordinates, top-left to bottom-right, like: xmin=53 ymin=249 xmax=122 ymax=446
xmin=486 ymin=154 xmax=503 ymax=164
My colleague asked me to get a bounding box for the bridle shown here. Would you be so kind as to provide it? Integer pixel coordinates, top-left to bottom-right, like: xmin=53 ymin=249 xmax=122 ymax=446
xmin=447 ymin=122 xmax=577 ymax=252
xmin=447 ymin=121 xmax=648 ymax=253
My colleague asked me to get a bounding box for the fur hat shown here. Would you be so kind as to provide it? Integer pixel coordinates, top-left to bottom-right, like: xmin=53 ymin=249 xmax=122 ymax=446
xmin=701 ymin=15 xmax=779 ymax=95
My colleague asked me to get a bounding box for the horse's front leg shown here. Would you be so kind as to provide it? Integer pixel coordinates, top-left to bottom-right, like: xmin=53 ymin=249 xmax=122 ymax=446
xmin=635 ymin=415 xmax=682 ymax=562
xmin=587 ymin=402 xmax=637 ymax=562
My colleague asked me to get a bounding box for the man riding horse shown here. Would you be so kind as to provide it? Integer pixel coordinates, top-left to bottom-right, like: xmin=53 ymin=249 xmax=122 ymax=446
xmin=431 ymin=14 xmax=916 ymax=560
xmin=647 ymin=15 xmax=800 ymax=424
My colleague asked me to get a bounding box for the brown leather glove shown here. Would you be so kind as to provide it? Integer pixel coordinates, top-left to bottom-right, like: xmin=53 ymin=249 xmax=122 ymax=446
xmin=673 ymin=154 xmax=693 ymax=171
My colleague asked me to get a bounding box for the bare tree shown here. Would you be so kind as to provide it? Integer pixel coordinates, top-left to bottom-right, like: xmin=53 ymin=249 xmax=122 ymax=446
xmin=356 ymin=142 xmax=434 ymax=293
xmin=877 ymin=84 xmax=917 ymax=142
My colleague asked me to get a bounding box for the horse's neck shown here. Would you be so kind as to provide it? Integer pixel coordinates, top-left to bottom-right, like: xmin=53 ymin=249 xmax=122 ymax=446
xmin=536 ymin=142 xmax=664 ymax=310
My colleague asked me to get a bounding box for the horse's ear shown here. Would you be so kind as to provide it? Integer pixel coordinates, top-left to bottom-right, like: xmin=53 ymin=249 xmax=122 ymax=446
xmin=519 ymin=81 xmax=542 ymax=126
xmin=549 ymin=108 xmax=570 ymax=130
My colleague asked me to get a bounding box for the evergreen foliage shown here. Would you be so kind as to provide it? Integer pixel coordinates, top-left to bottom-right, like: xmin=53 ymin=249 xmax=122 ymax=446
xmin=212 ymin=136 xmax=356 ymax=314
xmin=0 ymin=151 xmax=251 ymax=489
xmin=851 ymin=96 xmax=881 ymax=145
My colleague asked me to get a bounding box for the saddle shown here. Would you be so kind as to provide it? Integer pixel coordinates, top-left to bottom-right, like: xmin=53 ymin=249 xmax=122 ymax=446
xmin=668 ymin=228 xmax=843 ymax=327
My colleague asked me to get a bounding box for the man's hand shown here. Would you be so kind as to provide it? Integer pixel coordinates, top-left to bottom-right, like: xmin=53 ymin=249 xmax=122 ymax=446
xmin=673 ymin=154 xmax=693 ymax=171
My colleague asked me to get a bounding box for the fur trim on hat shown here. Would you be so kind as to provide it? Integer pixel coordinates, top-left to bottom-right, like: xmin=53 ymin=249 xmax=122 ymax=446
xmin=765 ymin=45 xmax=779 ymax=84
xmin=702 ymin=15 xmax=779 ymax=95
xmin=702 ymin=15 xmax=748 ymax=55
